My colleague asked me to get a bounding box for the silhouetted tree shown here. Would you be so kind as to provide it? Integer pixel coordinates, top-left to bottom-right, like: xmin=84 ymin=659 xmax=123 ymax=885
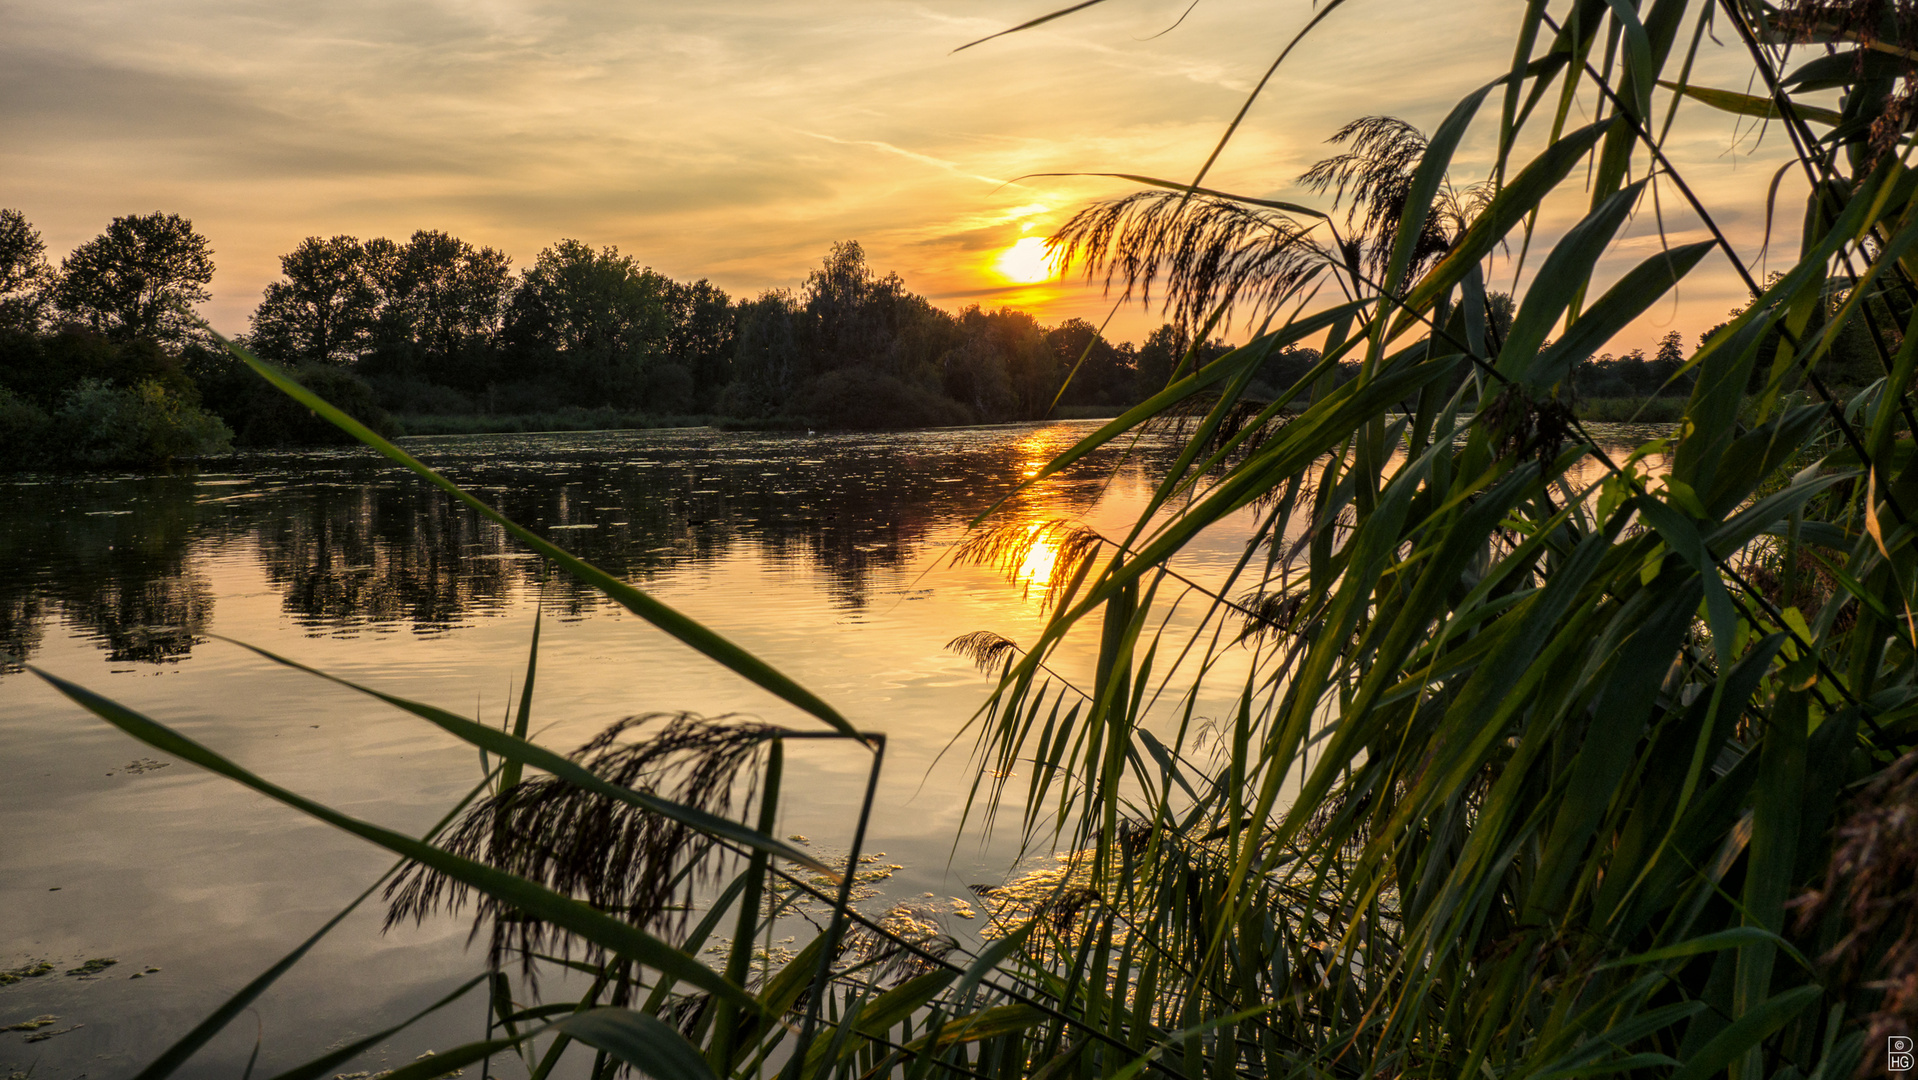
xmin=1648 ymin=330 xmax=1687 ymax=390
xmin=661 ymin=278 xmax=734 ymax=409
xmin=53 ymin=212 xmax=214 ymax=345
xmin=0 ymin=209 xmax=52 ymax=331
xmin=249 ymin=236 xmax=382 ymax=366
xmin=1697 ymin=275 xmax=1886 ymax=393
xmin=800 ymin=240 xmax=919 ymax=376
xmin=1046 ymin=318 xmax=1133 ymax=406
xmin=747 ymin=241 xmax=968 ymax=426
xmin=363 ymin=230 xmax=512 ymax=387
xmin=501 ymin=239 xmax=669 ymax=406
xmin=940 ymin=327 xmax=1015 ymax=419
xmin=1253 ymin=346 xmax=1323 ymax=398
xmin=725 ymin=291 xmax=801 ymax=417
xmin=954 ymin=306 xmax=1055 ymax=418
xmin=1135 ymin=324 xmax=1189 ymax=393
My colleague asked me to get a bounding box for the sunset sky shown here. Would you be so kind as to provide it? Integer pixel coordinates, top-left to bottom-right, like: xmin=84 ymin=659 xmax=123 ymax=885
xmin=4 ymin=0 xmax=1807 ymax=351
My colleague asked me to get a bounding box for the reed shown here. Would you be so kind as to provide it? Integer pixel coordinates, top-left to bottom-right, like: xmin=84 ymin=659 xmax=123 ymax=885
xmin=27 ymin=1 xmax=1918 ymax=1078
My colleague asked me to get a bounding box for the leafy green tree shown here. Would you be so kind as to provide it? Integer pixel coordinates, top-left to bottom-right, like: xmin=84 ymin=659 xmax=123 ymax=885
xmin=661 ymin=279 xmax=735 ymax=409
xmin=55 ymin=377 xmax=231 ymax=465
xmin=1133 ymin=323 xmax=1187 ymax=393
xmin=953 ymin=305 xmax=1055 ymax=418
xmin=501 ymin=239 xmax=669 ymax=407
xmin=1132 ymin=322 xmax=1230 ymax=396
xmin=800 ymin=240 xmax=903 ymax=373
xmin=249 ymin=236 xmax=381 ymax=366
xmin=0 ymin=209 xmax=52 ymax=331
xmin=725 ymin=290 xmax=801 ymax=416
xmin=1046 ymin=317 xmax=1133 ymax=406
xmin=364 ymin=230 xmax=512 ymax=387
xmin=53 ymin=212 xmax=214 ymax=345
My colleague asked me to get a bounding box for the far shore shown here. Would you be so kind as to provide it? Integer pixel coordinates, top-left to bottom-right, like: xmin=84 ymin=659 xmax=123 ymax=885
xmin=389 ymin=397 xmax=1689 ymax=438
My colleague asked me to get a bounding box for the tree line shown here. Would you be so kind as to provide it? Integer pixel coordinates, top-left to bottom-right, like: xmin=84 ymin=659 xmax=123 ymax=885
xmin=10 ymin=204 xmax=1852 ymax=467
xmin=0 ymin=209 xmax=1276 ymax=464
xmin=241 ymin=230 xmax=1239 ymax=427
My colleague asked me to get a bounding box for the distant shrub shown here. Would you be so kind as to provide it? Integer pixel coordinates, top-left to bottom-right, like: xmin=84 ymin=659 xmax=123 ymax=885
xmin=55 ymin=378 xmax=232 ymax=466
xmin=481 ymin=380 xmax=569 ymax=415
xmin=0 ymin=385 xmax=54 ymax=465
xmin=789 ymin=368 xmax=973 ymax=429
xmin=367 ymin=375 xmax=476 ymax=416
xmin=643 ymin=363 xmax=695 ymax=414
xmin=715 ymin=376 xmax=782 ymax=419
xmin=1573 ymin=396 xmax=1688 ymax=423
xmin=230 ymin=363 xmax=403 ymax=446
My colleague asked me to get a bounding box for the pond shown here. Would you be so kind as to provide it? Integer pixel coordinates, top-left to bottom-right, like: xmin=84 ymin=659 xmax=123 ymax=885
xmin=0 ymin=419 xmax=1670 ymax=1078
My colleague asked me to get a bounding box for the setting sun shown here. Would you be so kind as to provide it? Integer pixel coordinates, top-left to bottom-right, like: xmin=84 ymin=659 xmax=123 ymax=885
xmin=992 ymin=236 xmax=1056 ymax=285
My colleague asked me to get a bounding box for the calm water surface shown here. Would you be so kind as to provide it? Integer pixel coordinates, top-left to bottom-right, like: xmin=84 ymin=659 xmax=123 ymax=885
xmin=0 ymin=421 xmax=1668 ymax=1078
xmin=0 ymin=422 xmax=1232 ymax=1078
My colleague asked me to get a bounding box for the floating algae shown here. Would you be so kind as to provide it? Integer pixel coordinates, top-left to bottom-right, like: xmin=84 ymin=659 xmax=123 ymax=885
xmin=0 ymin=963 xmax=53 ymax=987
xmin=1 ymin=1016 xmax=56 ymax=1032
xmin=64 ymin=958 xmax=117 ymax=977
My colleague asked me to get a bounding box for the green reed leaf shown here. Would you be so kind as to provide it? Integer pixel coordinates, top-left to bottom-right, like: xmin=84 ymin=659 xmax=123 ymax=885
xmin=212 ymin=634 xmax=835 ymax=878
xmin=217 ymin=336 xmax=858 ymax=739
xmin=29 ymin=667 xmax=758 ymax=1012
xmin=1657 ymin=79 xmax=1844 ymax=127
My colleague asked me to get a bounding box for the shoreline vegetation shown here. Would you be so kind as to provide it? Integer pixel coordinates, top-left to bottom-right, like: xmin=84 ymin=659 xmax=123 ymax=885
xmin=0 ymin=219 xmax=1254 ymax=468
xmin=397 ymin=403 xmax=1137 ymax=436
xmin=0 ymin=389 xmax=1695 ymax=460
xmin=393 ymin=397 xmax=1687 ymax=437
xmin=8 ymin=206 xmax=1858 ymax=469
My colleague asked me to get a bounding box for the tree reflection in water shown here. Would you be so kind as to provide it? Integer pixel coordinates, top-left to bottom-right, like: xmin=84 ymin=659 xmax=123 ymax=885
xmin=0 ymin=424 xmax=1159 ymax=670
xmin=0 ymin=474 xmax=213 ymax=669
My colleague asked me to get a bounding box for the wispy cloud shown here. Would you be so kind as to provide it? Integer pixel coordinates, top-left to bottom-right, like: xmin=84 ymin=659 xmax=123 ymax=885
xmin=3 ymin=0 xmax=1798 ymax=346
xmin=796 ymin=131 xmax=1008 ymax=186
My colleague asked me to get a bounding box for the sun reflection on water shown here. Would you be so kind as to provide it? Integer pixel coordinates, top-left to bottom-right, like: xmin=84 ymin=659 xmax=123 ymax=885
xmin=1013 ymin=522 xmax=1060 ymax=597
